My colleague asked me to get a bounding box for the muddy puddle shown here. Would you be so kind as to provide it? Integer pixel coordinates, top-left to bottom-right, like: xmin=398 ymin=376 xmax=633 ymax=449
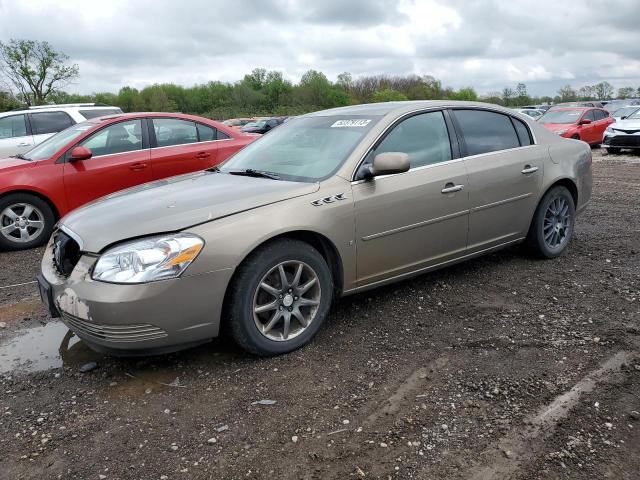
xmin=0 ymin=320 xmax=100 ymax=374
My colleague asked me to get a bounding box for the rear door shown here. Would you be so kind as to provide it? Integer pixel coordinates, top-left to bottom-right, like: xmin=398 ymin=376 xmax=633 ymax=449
xmin=149 ymin=117 xmax=219 ymax=179
xmin=451 ymin=108 xmax=544 ymax=252
xmin=63 ymin=119 xmax=152 ymax=210
xmin=29 ymin=111 xmax=75 ymax=146
xmin=353 ymin=110 xmax=469 ymax=286
xmin=592 ymin=109 xmax=613 ymax=143
xmin=0 ymin=114 xmax=33 ymax=156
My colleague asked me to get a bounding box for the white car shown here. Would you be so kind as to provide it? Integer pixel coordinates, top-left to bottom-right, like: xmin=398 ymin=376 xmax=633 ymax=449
xmin=0 ymin=103 xmax=122 ymax=157
xmin=514 ymin=108 xmax=544 ymax=120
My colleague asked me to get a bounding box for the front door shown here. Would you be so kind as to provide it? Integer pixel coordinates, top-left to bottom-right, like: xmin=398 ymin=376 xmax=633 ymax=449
xmin=353 ymin=110 xmax=469 ymax=286
xmin=451 ymin=109 xmax=544 ymax=252
xmin=63 ymin=119 xmax=153 ymax=211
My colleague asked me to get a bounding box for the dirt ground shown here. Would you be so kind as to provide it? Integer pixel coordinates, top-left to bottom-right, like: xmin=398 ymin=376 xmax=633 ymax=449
xmin=0 ymin=148 xmax=638 ymax=480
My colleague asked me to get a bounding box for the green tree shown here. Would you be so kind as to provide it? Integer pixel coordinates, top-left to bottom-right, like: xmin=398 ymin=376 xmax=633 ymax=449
xmin=263 ymin=71 xmax=292 ymax=110
xmin=593 ymin=81 xmax=614 ymax=100
xmin=116 ymin=86 xmax=145 ymax=112
xmin=372 ymin=88 xmax=408 ymax=102
xmin=558 ymin=85 xmax=577 ymax=102
xmin=0 ymin=89 xmax=19 ymax=111
xmin=617 ymin=86 xmax=635 ymax=99
xmin=450 ymin=87 xmax=478 ymax=101
xmin=0 ymin=39 xmax=79 ymax=106
xmin=501 ymin=87 xmax=515 ymax=106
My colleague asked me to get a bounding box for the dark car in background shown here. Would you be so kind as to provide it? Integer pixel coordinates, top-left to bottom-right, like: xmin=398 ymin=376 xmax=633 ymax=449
xmin=240 ymin=117 xmax=283 ymax=134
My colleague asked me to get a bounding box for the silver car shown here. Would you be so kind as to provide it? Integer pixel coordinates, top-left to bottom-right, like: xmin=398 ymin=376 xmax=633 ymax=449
xmin=38 ymin=101 xmax=593 ymax=356
xmin=603 ymin=108 xmax=640 ymax=154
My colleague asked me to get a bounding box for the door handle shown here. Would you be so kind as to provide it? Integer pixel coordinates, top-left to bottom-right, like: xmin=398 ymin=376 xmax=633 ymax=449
xmin=441 ymin=182 xmax=464 ymax=194
xmin=521 ymin=165 xmax=539 ymax=174
xmin=196 ymin=152 xmax=210 ymax=159
xmin=129 ymin=162 xmax=148 ymax=171
xmin=17 ymin=142 xmax=31 ymax=147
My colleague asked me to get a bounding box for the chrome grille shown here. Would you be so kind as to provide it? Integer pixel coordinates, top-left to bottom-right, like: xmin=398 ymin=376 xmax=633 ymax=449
xmin=61 ymin=312 xmax=168 ymax=343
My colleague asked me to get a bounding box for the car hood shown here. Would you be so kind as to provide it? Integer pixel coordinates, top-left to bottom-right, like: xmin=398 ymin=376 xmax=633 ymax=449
xmin=610 ymin=119 xmax=640 ymax=131
xmin=0 ymin=156 xmax=33 ymax=172
xmin=61 ymin=171 xmax=320 ymax=253
xmin=541 ymin=123 xmax=574 ymax=132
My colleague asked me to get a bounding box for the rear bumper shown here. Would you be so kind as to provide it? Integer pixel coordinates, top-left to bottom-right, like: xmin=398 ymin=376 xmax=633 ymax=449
xmin=40 ymin=238 xmax=233 ymax=354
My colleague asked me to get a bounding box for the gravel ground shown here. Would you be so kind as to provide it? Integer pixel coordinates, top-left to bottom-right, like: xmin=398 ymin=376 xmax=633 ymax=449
xmin=0 ymin=148 xmax=638 ymax=480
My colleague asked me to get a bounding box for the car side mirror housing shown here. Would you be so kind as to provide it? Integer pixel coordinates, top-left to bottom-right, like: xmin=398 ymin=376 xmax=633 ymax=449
xmin=579 ymin=118 xmax=592 ymax=125
xmin=70 ymin=146 xmax=92 ymax=162
xmin=366 ymin=152 xmax=410 ymax=178
xmin=621 ymin=116 xmax=627 ymax=120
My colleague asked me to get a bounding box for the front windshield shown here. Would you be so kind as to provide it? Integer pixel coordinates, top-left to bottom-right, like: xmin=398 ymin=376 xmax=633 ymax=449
xmin=628 ymin=110 xmax=640 ymax=120
xmin=538 ymin=110 xmax=582 ymax=125
xmin=23 ymin=123 xmax=94 ymax=160
xmin=220 ymin=115 xmax=382 ymax=182
xmin=613 ymin=106 xmax=639 ymax=118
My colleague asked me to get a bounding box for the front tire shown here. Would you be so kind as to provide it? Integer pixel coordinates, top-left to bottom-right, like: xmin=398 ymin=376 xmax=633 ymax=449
xmin=225 ymin=239 xmax=333 ymax=356
xmin=527 ymin=186 xmax=576 ymax=259
xmin=605 ymin=147 xmax=621 ymax=154
xmin=0 ymin=193 xmax=55 ymax=251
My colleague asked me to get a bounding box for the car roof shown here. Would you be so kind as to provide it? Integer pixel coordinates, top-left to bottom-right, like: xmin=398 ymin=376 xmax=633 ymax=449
xmin=1 ymin=104 xmax=119 ymax=116
xmin=304 ymin=100 xmax=522 ymax=118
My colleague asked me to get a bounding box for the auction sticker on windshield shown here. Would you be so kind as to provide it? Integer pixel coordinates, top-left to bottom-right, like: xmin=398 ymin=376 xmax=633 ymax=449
xmin=331 ymin=119 xmax=372 ymax=127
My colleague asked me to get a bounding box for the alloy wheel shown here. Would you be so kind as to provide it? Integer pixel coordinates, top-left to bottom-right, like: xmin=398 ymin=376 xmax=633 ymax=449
xmin=543 ymin=197 xmax=571 ymax=249
xmin=0 ymin=203 xmax=45 ymax=244
xmin=253 ymin=260 xmax=321 ymax=341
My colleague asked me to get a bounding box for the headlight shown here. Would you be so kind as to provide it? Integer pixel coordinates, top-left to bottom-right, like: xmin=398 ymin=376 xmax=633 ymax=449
xmin=556 ymin=129 xmax=568 ymax=135
xmin=92 ymin=233 xmax=204 ymax=284
xmin=604 ymin=127 xmax=614 ymax=134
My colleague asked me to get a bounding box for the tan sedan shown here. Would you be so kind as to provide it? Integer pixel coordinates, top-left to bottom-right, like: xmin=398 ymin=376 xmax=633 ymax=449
xmin=38 ymin=101 xmax=592 ymax=356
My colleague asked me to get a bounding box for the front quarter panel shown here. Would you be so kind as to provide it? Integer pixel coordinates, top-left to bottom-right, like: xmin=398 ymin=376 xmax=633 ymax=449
xmin=184 ymin=176 xmax=357 ymax=290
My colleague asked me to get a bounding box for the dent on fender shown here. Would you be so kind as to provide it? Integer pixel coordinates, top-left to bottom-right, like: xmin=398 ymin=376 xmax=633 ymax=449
xmin=57 ymin=288 xmax=91 ymax=321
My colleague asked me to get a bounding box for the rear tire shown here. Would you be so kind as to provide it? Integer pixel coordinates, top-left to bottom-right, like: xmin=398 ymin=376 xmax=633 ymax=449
xmin=0 ymin=193 xmax=55 ymax=251
xmin=605 ymin=147 xmax=621 ymax=154
xmin=527 ymin=186 xmax=575 ymax=259
xmin=224 ymin=239 xmax=333 ymax=356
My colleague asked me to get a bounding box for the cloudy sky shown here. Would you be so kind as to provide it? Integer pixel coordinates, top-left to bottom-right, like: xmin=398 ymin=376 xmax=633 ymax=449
xmin=1 ymin=0 xmax=639 ymax=97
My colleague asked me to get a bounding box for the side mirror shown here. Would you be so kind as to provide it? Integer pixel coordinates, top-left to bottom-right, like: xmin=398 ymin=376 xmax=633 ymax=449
xmin=70 ymin=146 xmax=92 ymax=162
xmin=579 ymin=118 xmax=592 ymax=125
xmin=366 ymin=152 xmax=410 ymax=178
xmin=621 ymin=116 xmax=627 ymax=120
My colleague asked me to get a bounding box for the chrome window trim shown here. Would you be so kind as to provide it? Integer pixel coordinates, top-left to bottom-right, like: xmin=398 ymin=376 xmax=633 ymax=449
xmin=83 ymin=138 xmax=233 ymax=160
xmin=349 ymin=105 xmax=537 ymax=183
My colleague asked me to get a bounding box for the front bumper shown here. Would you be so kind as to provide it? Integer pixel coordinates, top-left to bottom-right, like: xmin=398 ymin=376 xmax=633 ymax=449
xmin=602 ymin=133 xmax=640 ymax=149
xmin=40 ymin=237 xmax=233 ymax=354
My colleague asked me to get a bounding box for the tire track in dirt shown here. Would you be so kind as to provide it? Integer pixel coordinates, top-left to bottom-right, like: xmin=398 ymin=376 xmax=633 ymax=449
xmin=459 ymin=351 xmax=637 ymax=480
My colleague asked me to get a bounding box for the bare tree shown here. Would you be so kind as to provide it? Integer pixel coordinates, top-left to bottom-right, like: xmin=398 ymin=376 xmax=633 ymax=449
xmin=0 ymin=39 xmax=79 ymax=106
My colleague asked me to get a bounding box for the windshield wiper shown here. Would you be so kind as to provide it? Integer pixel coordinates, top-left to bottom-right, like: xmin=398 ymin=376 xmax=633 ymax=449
xmin=205 ymin=166 xmax=221 ymax=173
xmin=11 ymin=153 xmax=27 ymax=160
xmin=228 ymin=168 xmax=280 ymax=180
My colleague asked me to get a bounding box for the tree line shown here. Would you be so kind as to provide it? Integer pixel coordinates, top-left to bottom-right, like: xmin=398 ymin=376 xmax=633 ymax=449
xmin=1 ymin=39 xmax=639 ymax=118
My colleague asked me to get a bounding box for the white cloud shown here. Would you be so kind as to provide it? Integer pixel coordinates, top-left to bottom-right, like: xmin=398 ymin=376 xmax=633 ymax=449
xmin=0 ymin=0 xmax=638 ymax=97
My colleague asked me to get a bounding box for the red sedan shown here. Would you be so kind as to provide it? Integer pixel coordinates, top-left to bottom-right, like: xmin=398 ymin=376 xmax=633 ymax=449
xmin=538 ymin=107 xmax=613 ymax=145
xmin=0 ymin=112 xmax=256 ymax=250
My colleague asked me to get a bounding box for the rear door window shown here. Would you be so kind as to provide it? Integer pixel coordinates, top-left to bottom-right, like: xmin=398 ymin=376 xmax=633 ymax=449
xmin=30 ymin=111 xmax=74 ymax=135
xmin=79 ymin=120 xmax=143 ymax=157
xmin=78 ymin=108 xmax=123 ymax=120
xmin=453 ymin=109 xmax=520 ymax=156
xmin=582 ymin=110 xmax=596 ymax=122
xmin=152 ymin=118 xmax=198 ymax=147
xmin=593 ymin=110 xmax=608 ymax=121
xmin=0 ymin=114 xmax=28 ymax=139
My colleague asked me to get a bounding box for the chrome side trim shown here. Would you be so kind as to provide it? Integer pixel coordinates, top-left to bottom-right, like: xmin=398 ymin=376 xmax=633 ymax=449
xmin=361 ymin=209 xmax=469 ymax=241
xmin=343 ymin=237 xmax=525 ymax=295
xmin=471 ymin=192 xmax=532 ymax=213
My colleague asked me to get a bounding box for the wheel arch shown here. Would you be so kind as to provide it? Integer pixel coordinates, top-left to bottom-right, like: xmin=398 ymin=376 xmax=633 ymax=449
xmin=0 ymin=189 xmax=61 ymax=220
xmin=547 ymin=177 xmax=578 ymax=207
xmin=220 ymin=229 xmax=345 ymax=333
